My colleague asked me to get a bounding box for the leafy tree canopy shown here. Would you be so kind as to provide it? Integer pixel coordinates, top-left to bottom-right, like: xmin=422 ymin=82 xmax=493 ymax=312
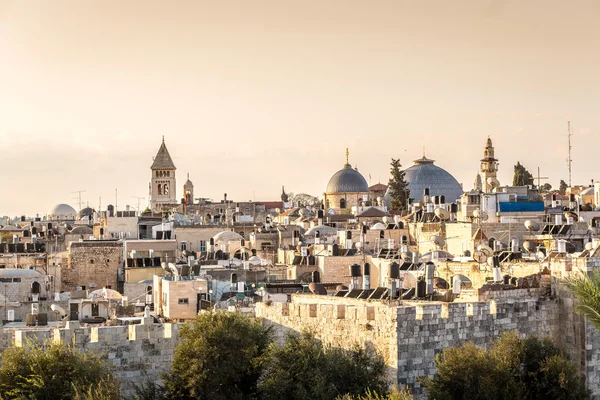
xmin=420 ymin=332 xmax=589 ymax=400
xmin=163 ymin=312 xmax=273 ymax=400
xmin=559 ymin=180 xmax=568 ymax=193
xmin=258 ymin=331 xmax=387 ymax=400
xmin=0 ymin=341 xmax=120 ymax=400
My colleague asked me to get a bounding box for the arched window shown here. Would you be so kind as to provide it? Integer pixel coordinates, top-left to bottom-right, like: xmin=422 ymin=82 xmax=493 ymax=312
xmin=167 ymin=171 xmax=170 ymax=177
xmin=31 ymin=281 xmax=40 ymax=294
xmin=340 ymin=198 xmax=346 ymax=209
xmin=147 ymin=285 xmax=152 ymax=295
xmin=158 ymin=184 xmax=162 ymax=195
xmin=155 ymin=171 xmax=159 ymax=178
xmin=164 ymin=184 xmax=169 ymax=195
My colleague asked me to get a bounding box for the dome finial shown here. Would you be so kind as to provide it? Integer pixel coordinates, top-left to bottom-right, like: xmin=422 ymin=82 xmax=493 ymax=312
xmin=187 ymin=172 xmax=189 ymax=180
xmin=423 ymin=146 xmax=425 ymax=158
xmin=162 ymin=135 xmax=164 ymax=143
xmin=345 ymin=148 xmax=350 ymax=166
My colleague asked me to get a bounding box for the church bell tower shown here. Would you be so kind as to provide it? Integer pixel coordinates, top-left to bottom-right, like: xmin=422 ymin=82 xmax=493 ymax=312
xmin=150 ymin=137 xmax=177 ymax=212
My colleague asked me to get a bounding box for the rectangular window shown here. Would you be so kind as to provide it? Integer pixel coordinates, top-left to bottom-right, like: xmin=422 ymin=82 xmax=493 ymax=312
xmin=178 ymin=298 xmax=189 ymax=305
xmin=181 ymin=241 xmax=187 ymax=251
xmin=199 ymin=240 xmax=207 ymax=252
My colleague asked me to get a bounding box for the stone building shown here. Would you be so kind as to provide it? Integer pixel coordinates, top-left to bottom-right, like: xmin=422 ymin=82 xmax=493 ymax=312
xmin=64 ymin=241 xmax=123 ymax=292
xmin=480 ymin=137 xmax=500 ymax=192
xmin=323 ymin=149 xmax=370 ymax=214
xmin=150 ymin=137 xmax=178 ymax=213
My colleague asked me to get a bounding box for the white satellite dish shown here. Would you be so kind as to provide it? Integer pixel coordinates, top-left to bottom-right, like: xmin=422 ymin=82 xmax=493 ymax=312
xmin=434 ymin=207 xmax=450 ymax=221
xmin=487 ymin=177 xmax=500 ymax=190
xmin=473 ymin=251 xmax=487 ymax=263
xmin=51 ymin=304 xmax=66 ymax=317
xmin=382 ymin=216 xmax=390 ymax=225
xmin=477 ymin=244 xmax=493 ymax=257
xmin=524 ymin=220 xmax=540 ymax=232
xmin=430 ymin=235 xmax=445 ymax=247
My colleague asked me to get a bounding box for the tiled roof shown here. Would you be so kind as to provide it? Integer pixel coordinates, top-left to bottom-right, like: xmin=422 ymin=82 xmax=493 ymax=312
xmin=151 ymin=140 xmax=176 ymax=170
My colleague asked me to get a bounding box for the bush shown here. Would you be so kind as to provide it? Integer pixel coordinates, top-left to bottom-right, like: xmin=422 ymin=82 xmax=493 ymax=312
xmin=258 ymin=331 xmax=387 ymax=400
xmin=420 ymin=332 xmax=590 ymax=400
xmin=0 ymin=341 xmax=120 ymax=400
xmin=162 ymin=312 xmax=273 ymax=400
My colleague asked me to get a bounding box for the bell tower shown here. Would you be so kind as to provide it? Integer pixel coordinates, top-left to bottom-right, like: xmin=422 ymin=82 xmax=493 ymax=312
xmin=150 ymin=137 xmax=177 ymax=212
xmin=480 ymin=137 xmax=499 ymax=192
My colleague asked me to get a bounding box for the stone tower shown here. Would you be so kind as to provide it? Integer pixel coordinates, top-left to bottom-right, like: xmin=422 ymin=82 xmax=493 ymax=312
xmin=480 ymin=137 xmax=499 ymax=192
xmin=150 ymin=137 xmax=177 ymax=212
xmin=183 ymin=173 xmax=194 ymax=205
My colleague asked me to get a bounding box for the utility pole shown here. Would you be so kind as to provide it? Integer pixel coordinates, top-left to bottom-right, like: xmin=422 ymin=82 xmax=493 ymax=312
xmin=567 ymin=121 xmax=573 ymax=187
xmin=72 ymin=190 xmax=86 ymax=211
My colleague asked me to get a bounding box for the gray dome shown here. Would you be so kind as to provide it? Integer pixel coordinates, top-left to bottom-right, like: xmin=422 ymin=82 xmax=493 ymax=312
xmin=401 ymin=156 xmax=463 ymax=203
xmin=326 ymin=165 xmax=369 ymax=193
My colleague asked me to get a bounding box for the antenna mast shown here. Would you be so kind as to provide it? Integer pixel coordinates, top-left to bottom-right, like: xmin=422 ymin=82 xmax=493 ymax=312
xmin=567 ymin=121 xmax=573 ymax=187
xmin=72 ymin=190 xmax=86 ymax=211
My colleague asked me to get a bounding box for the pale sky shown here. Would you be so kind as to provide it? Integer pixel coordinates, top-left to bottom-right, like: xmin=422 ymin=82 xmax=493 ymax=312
xmin=1 ymin=0 xmax=599 ymax=217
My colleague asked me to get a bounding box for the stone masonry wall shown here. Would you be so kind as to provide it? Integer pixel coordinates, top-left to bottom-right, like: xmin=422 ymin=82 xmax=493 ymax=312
xmin=5 ymin=321 xmax=179 ymax=397
xmin=257 ymin=294 xmax=561 ymax=398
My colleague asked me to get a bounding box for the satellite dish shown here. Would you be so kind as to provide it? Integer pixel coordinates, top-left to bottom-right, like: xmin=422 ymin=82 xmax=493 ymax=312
xmin=51 ymin=304 xmax=66 ymax=317
xmin=473 ymin=251 xmax=487 ymax=263
xmin=524 ymin=220 xmax=540 ymax=232
xmin=564 ymin=211 xmax=578 ymax=220
xmin=434 ymin=207 xmax=450 ymax=221
xmin=536 ymin=251 xmax=545 ymax=260
xmin=354 ymin=242 xmax=364 ymax=251
xmin=477 ymin=244 xmax=493 ymax=257
xmin=308 ymin=282 xmax=327 ymax=295
xmin=430 ymin=235 xmax=445 ymax=247
xmin=487 ymin=177 xmax=500 ymax=190
xmin=522 ymin=241 xmax=536 ymax=253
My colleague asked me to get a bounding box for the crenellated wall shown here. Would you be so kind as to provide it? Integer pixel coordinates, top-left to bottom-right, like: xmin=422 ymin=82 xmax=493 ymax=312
xmin=5 ymin=320 xmax=179 ymax=396
xmin=257 ymin=294 xmax=570 ymax=398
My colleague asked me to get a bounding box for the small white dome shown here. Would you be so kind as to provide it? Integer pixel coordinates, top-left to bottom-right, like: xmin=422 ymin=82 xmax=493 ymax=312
xmin=212 ymin=231 xmax=244 ymax=244
xmin=370 ymin=222 xmax=386 ymax=230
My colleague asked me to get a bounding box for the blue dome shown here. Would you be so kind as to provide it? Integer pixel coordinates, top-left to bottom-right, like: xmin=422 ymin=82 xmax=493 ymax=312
xmin=326 ymin=165 xmax=369 ymax=193
xmin=402 ymin=156 xmax=463 ymax=202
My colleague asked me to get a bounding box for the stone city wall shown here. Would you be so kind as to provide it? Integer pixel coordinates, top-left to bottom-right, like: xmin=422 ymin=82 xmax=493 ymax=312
xmin=256 ymin=294 xmax=570 ymax=398
xmin=3 ymin=321 xmax=180 ymax=397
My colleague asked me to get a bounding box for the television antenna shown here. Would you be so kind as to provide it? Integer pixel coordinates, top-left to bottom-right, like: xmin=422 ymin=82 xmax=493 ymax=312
xmin=567 ymin=121 xmax=573 ymax=187
xmin=131 ymin=197 xmax=145 ymax=213
xmin=72 ymin=190 xmax=86 ymax=211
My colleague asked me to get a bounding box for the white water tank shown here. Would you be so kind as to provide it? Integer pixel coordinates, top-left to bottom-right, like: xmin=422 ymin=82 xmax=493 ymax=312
xmin=556 ymin=239 xmax=567 ymax=253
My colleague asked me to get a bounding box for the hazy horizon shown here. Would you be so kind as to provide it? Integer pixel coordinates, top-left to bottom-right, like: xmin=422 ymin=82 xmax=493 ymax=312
xmin=1 ymin=0 xmax=599 ymax=216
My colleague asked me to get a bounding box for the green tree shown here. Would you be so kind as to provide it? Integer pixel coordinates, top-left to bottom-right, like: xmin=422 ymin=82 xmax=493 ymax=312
xmin=513 ymin=162 xmax=534 ymax=187
xmin=388 ymin=158 xmax=410 ymax=211
xmin=420 ymin=332 xmax=589 ymax=400
xmin=559 ymin=180 xmax=568 ymax=193
xmin=163 ymin=312 xmax=272 ymax=400
xmin=258 ymin=331 xmax=387 ymax=400
xmin=564 ymin=271 xmax=600 ymax=331
xmin=0 ymin=341 xmax=120 ymax=400
xmin=540 ymin=183 xmax=552 ymax=193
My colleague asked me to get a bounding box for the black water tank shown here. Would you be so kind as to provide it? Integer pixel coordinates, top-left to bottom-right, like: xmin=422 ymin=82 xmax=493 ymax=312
xmin=332 ymin=244 xmax=339 ymax=256
xmin=450 ymin=204 xmax=458 ymax=213
xmin=318 ymin=209 xmax=324 ymax=219
xmin=423 ymin=188 xmax=430 ymax=196
xmin=362 ymin=224 xmax=367 ymax=234
xmin=350 ymin=264 xmax=361 ymax=277
xmin=389 ymin=262 xmax=400 ymax=279
xmin=416 ymin=280 xmax=426 ymax=297
xmin=379 ymin=230 xmax=385 ymax=239
xmin=503 ymin=275 xmax=511 ymax=285
xmin=363 ymin=263 xmax=371 ymax=276
xmin=346 ymin=231 xmax=352 ymax=240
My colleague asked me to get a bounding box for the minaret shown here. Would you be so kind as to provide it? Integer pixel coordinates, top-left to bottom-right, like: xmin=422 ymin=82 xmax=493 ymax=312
xmin=480 ymin=137 xmax=499 ymax=192
xmin=474 ymin=174 xmax=482 ymax=192
xmin=150 ymin=137 xmax=177 ymax=212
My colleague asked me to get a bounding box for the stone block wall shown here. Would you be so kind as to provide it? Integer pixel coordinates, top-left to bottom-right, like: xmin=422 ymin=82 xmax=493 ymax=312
xmin=257 ymin=294 xmax=561 ymax=398
xmin=7 ymin=322 xmax=179 ymax=397
xmin=65 ymin=242 xmax=123 ymax=292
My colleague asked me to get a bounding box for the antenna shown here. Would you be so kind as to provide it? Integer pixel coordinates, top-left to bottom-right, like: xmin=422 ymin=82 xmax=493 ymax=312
xmin=567 ymin=121 xmax=573 ymax=187
xmin=71 ymin=190 xmax=86 ymax=211
xmin=131 ymin=197 xmax=145 ymax=213
xmin=534 ymin=167 xmax=549 ymax=189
